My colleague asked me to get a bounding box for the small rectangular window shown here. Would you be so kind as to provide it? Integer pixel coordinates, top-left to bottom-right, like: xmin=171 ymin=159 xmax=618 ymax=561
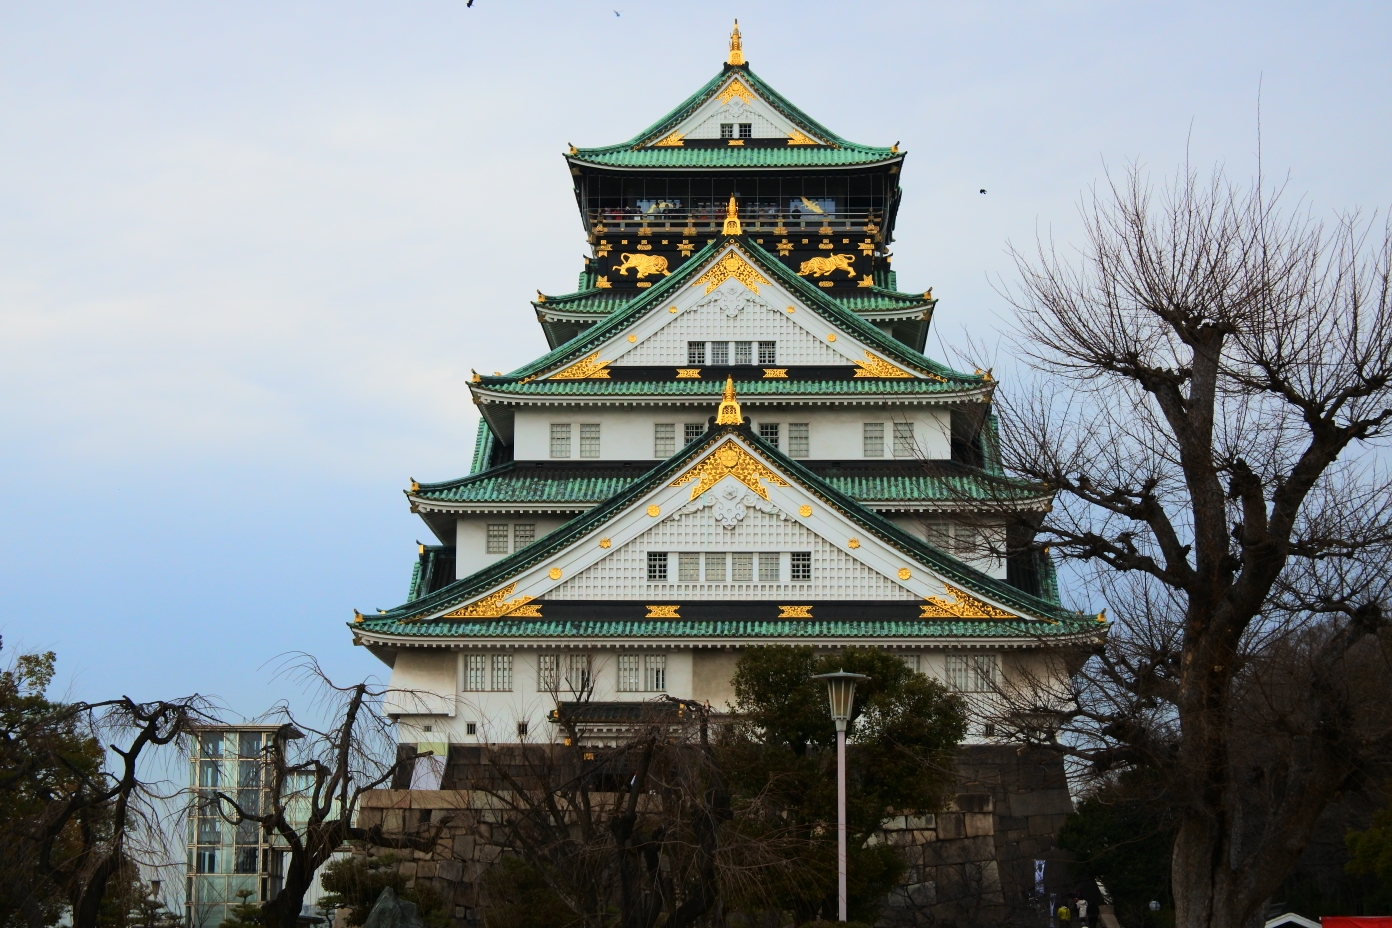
xmin=704 ymin=552 xmax=727 ymax=582
xmin=758 ymin=341 xmax=776 ymax=364
xmin=973 ymin=654 xmax=998 ymax=691
xmin=710 ymin=341 xmax=729 ymax=365
xmin=566 ymin=653 xmax=592 ymax=692
xmin=492 ymin=654 xmax=513 ymax=692
xmin=739 ymin=123 xmax=753 ymax=139
xmin=654 ymin=423 xmax=675 ymax=457
xmin=720 ymin=123 xmax=734 ymax=139
xmin=513 ymin=523 xmax=535 ymax=551
xmin=758 ymin=552 xmax=780 ymax=582
xmin=733 ymin=341 xmax=753 ymax=365
xmin=946 ymin=655 xmax=970 ymax=692
xmin=465 ymin=722 xmax=477 ymax=736
xmin=618 ymin=654 xmax=640 ymax=692
xmin=486 ymin=524 xmax=509 ymax=554
xmin=647 ymin=551 xmax=668 ymax=581
xmin=901 ymin=653 xmax=921 ymax=673
xmin=759 ymin=423 xmax=779 ymax=448
xmin=687 ymin=341 xmax=706 ymax=365
xmin=678 ymin=552 xmax=700 ymax=582
xmin=863 ymin=423 xmax=885 ymax=457
xmin=579 ymin=423 xmax=600 ymax=458
xmin=893 ymin=422 xmax=916 ymax=457
xmin=790 ymin=551 xmax=811 ymax=581
xmin=788 ymin=423 xmax=809 ymax=457
xmin=550 ymin=423 xmax=571 ymax=458
xmin=731 ymin=552 xmax=754 ymax=582
xmin=465 ymin=654 xmax=488 ymax=691
xmin=517 ymin=721 xmax=529 ymax=737
xmin=645 ymin=654 xmax=667 ymax=691
xmin=684 ymin=423 xmax=704 ymax=445
xmin=537 ymin=654 xmax=559 ymax=691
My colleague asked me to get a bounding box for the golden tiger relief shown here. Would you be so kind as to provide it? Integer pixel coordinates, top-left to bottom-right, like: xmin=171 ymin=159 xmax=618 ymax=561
xmin=797 ymin=254 xmax=857 ymax=278
xmin=613 ymin=253 xmax=671 ymax=279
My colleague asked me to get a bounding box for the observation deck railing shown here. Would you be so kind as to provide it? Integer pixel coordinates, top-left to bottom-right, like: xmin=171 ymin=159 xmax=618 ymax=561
xmin=586 ymin=208 xmax=885 ymax=238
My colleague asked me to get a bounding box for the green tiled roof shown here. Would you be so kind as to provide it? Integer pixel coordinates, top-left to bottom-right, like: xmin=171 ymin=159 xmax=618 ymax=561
xmin=535 ymin=285 xmax=932 ymax=317
xmin=414 ymin=463 xmax=1043 ymax=507
xmin=569 ymin=66 xmax=899 ymax=171
xmin=477 ymin=237 xmax=981 ymax=390
xmin=477 ymin=378 xmax=980 ymax=398
xmin=358 ymin=617 xmax=1092 ymax=640
xmin=358 ymin=421 xmax=1069 ymax=631
xmin=469 ymin=420 xmax=496 ymax=475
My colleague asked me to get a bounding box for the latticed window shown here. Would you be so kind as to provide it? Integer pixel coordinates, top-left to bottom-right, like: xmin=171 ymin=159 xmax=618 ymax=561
xmin=566 ymin=653 xmax=592 ymax=692
xmin=654 ymin=423 xmax=675 ymax=457
xmin=738 ymin=123 xmax=753 ymax=139
xmin=720 ymin=123 xmax=734 ymax=139
xmin=925 ymin=520 xmax=951 ymax=552
xmin=732 ymin=552 xmax=754 ymax=582
xmin=863 ymin=422 xmax=884 ymax=457
xmin=550 ymin=423 xmax=571 ymax=458
xmin=486 ymin=524 xmax=508 ymax=554
xmin=513 ymin=523 xmax=535 ymax=551
xmin=537 ymin=654 xmax=559 ymax=691
xmin=788 ymin=423 xmax=809 ymax=457
xmin=758 ymin=552 xmax=780 ymax=582
xmin=684 ymin=423 xmax=704 ymax=444
xmin=579 ymin=423 xmax=600 ymax=458
xmin=618 ymin=654 xmax=640 ymax=692
xmin=646 ymin=654 xmax=667 ymax=691
xmin=902 ymin=653 xmax=921 ymax=674
xmin=790 ymin=551 xmax=811 ymax=581
xmin=893 ymin=422 xmax=915 ymax=457
xmin=647 ymin=551 xmax=668 ymax=581
xmin=946 ymin=655 xmax=970 ymax=691
xmin=710 ymin=341 xmax=729 ymax=365
xmin=759 ymin=423 xmax=779 ymax=448
xmin=687 ymin=341 xmax=706 ymax=364
xmin=465 ymin=654 xmax=488 ymax=691
xmin=678 ymin=552 xmax=700 ymax=582
xmin=758 ymin=341 xmax=776 ymax=364
xmin=972 ymin=654 xmax=998 ymax=691
xmin=704 ymin=552 xmax=727 ymax=582
xmin=733 ymin=341 xmax=753 ymax=365
xmin=492 ymin=654 xmax=513 ymax=691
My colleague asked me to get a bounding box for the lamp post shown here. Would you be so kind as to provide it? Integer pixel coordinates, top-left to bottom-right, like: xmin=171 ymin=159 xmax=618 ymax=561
xmin=812 ymin=669 xmax=869 ymax=922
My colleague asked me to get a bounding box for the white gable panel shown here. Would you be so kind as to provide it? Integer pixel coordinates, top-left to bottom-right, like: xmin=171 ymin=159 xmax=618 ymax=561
xmin=548 ymin=501 xmax=915 ymax=601
xmin=663 ymin=77 xmax=814 ymax=143
xmin=611 ymin=278 xmax=847 ymax=366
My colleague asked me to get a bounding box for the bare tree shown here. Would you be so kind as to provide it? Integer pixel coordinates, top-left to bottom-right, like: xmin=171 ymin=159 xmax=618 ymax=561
xmin=985 ymin=163 xmax=1392 ymax=928
xmin=211 ymin=660 xmax=452 ymax=928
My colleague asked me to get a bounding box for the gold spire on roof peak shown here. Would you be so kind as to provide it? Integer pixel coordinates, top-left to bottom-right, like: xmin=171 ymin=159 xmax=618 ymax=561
xmin=722 ymin=196 xmax=742 ymax=235
xmin=716 ymin=376 xmax=743 ymax=425
xmin=727 ymin=20 xmax=744 ymax=66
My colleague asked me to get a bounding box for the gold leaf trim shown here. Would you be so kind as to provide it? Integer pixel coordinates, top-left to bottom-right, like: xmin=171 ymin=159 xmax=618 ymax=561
xmin=762 ymin=368 xmax=787 ymax=378
xmin=786 ymin=130 xmax=818 ymax=146
xmin=507 ymin=603 xmax=542 ymax=617
xmin=676 ymin=368 xmax=702 ymax=379
xmin=919 ymin=585 xmax=1016 ymax=620
xmin=671 ymin=438 xmax=789 ymax=501
xmin=652 ymin=131 xmax=685 ymax=147
xmin=646 ymin=605 xmax=680 ymax=618
xmin=852 ymin=351 xmax=912 ymax=379
xmin=440 ymin=583 xmax=536 ymax=619
xmin=692 ymin=250 xmax=771 ymax=294
xmin=550 ymin=352 xmax=611 ymax=380
xmin=778 ymin=605 xmax=812 ymax=618
xmin=718 ymin=77 xmax=754 ymax=105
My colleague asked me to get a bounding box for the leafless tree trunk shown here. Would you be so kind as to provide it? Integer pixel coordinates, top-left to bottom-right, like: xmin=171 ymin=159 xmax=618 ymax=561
xmin=988 ymin=164 xmax=1392 ymax=928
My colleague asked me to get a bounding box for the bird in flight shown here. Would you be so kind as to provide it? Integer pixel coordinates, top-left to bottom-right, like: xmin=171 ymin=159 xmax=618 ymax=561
xmin=614 ymin=9 xmax=621 ymax=15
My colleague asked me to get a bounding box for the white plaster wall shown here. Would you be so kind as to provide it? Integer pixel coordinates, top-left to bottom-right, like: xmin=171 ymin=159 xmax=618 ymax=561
xmin=512 ymin=405 xmax=951 ymax=462
xmin=610 ymin=292 xmax=850 ymax=366
xmin=384 ymin=650 xmax=456 ymax=717
xmin=456 ymin=516 xmax=570 ymax=578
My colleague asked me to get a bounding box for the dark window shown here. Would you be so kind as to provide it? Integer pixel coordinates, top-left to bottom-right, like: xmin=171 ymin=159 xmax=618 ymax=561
xmin=739 ymin=123 xmax=753 ymax=139
xmin=517 ymin=721 xmax=529 ymax=737
xmin=195 ymin=849 xmax=218 ymax=873
xmin=684 ymin=423 xmax=704 ymax=444
xmin=791 ymin=552 xmax=811 ymax=581
xmin=687 ymin=341 xmax=706 ymax=365
xmin=759 ymin=423 xmax=779 ymax=448
xmin=758 ymin=341 xmax=777 ymax=364
xmin=235 ymin=847 xmax=259 ymax=874
xmin=710 ymin=341 xmax=729 ymax=365
xmin=647 ymin=552 xmax=668 ymax=581
xmin=465 ymin=722 xmax=477 ymax=735
xmin=720 ymin=123 xmax=734 ymax=139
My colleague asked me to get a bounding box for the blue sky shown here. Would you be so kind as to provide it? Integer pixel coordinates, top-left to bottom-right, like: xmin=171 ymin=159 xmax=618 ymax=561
xmin=1 ymin=1 xmax=1388 ymax=719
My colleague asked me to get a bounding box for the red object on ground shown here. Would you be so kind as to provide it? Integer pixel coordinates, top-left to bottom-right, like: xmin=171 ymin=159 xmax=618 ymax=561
xmin=1322 ymin=918 xmax=1392 ymax=928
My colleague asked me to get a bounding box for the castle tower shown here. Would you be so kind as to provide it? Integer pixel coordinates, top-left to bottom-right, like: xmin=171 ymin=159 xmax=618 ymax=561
xmin=350 ymin=26 xmax=1093 ymax=754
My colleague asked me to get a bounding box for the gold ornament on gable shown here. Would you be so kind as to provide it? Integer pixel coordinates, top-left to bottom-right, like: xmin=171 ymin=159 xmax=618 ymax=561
xmin=672 ymin=438 xmax=790 ymax=501
xmin=550 ymin=352 xmax=612 ymax=380
xmin=438 ymin=582 xmax=536 ymax=620
xmin=919 ymin=585 xmax=1016 ymax=620
xmin=852 ymin=351 xmax=912 ymax=379
xmin=693 ymin=250 xmax=770 ymax=294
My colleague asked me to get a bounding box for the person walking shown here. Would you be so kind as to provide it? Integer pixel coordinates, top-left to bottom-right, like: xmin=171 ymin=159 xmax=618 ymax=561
xmin=1078 ymin=898 xmax=1089 ymax=926
xmin=1057 ymin=901 xmax=1072 ymax=926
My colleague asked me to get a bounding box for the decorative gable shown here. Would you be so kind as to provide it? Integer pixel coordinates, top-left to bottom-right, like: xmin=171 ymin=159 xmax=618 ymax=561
xmin=647 ymin=74 xmax=824 ymax=147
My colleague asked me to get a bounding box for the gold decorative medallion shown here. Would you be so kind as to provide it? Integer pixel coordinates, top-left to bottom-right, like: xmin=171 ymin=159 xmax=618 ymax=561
xmin=672 ymin=437 xmax=790 ymax=500
xmin=596 ymin=241 xmax=611 ymax=257
xmin=827 ymin=333 xmax=837 ymax=342
xmin=798 ymin=254 xmax=858 ymax=278
xmin=776 ymin=239 xmax=794 ymax=256
xmin=637 ymin=282 xmax=652 ymax=288
xmin=599 ymin=537 xmax=611 ymax=548
xmin=550 ymin=352 xmax=612 ymax=380
xmin=669 ymin=305 xmax=679 ymax=313
xmin=798 ymin=505 xmax=812 ymax=517
xmin=778 ymin=605 xmax=813 ymax=618
xmin=919 ymin=585 xmax=1016 ymax=620
xmin=898 ymin=568 xmax=913 ymax=580
xmin=646 ymin=604 xmax=680 ymax=618
xmin=727 ymin=139 xmax=745 ymax=146
xmin=548 ymin=567 xmax=562 ymax=580
xmin=676 ymin=368 xmax=702 ymax=379
xmin=852 ymin=352 xmax=912 ymax=379
xmin=596 ymin=276 xmax=612 ymax=289
xmin=613 ymin=253 xmax=670 ymax=279
xmin=786 ymin=130 xmax=817 ymax=145
xmin=785 ymin=306 xmax=795 ymax=313
xmin=858 ymin=239 xmax=875 ymax=255
xmin=718 ymin=78 xmax=753 ymax=105
xmin=762 ymin=368 xmax=788 ymax=378
xmin=628 ymin=334 xmax=637 ymax=342
xmin=693 ymin=249 xmax=771 ymax=294
xmin=848 ymin=538 xmax=860 ymax=549
xmin=678 ymin=240 xmax=694 ymax=257
xmin=439 ymin=582 xmax=535 ymax=620
xmin=647 ymin=504 xmax=661 ymax=517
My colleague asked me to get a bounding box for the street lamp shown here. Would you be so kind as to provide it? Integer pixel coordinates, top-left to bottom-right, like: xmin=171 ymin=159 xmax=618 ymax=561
xmin=812 ymin=669 xmax=869 ymax=923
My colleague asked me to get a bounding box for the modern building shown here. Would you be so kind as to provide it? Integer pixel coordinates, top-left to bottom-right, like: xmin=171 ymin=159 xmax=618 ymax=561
xmin=349 ymin=24 xmax=1100 ymax=756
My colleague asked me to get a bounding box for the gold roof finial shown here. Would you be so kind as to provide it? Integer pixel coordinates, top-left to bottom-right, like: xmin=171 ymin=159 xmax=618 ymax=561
xmin=727 ymin=20 xmax=744 ymax=66
xmin=722 ymin=196 xmax=742 ymax=235
xmin=716 ymin=376 xmax=743 ymax=425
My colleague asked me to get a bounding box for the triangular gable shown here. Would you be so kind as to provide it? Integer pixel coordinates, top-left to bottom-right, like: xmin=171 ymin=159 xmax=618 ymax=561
xmin=375 ymin=424 xmax=1071 ymax=626
xmin=647 ymin=73 xmax=824 ymax=146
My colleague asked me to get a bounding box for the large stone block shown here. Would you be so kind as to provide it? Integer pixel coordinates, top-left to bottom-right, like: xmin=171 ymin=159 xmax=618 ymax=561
xmin=436 ymin=860 xmax=463 ymax=882
xmin=923 ymin=835 xmax=995 ymax=866
xmin=1008 ymin=788 xmax=1073 ymax=818
xmin=936 ymin=812 xmax=965 ymax=840
xmin=964 ymin=812 xmax=994 ymax=837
